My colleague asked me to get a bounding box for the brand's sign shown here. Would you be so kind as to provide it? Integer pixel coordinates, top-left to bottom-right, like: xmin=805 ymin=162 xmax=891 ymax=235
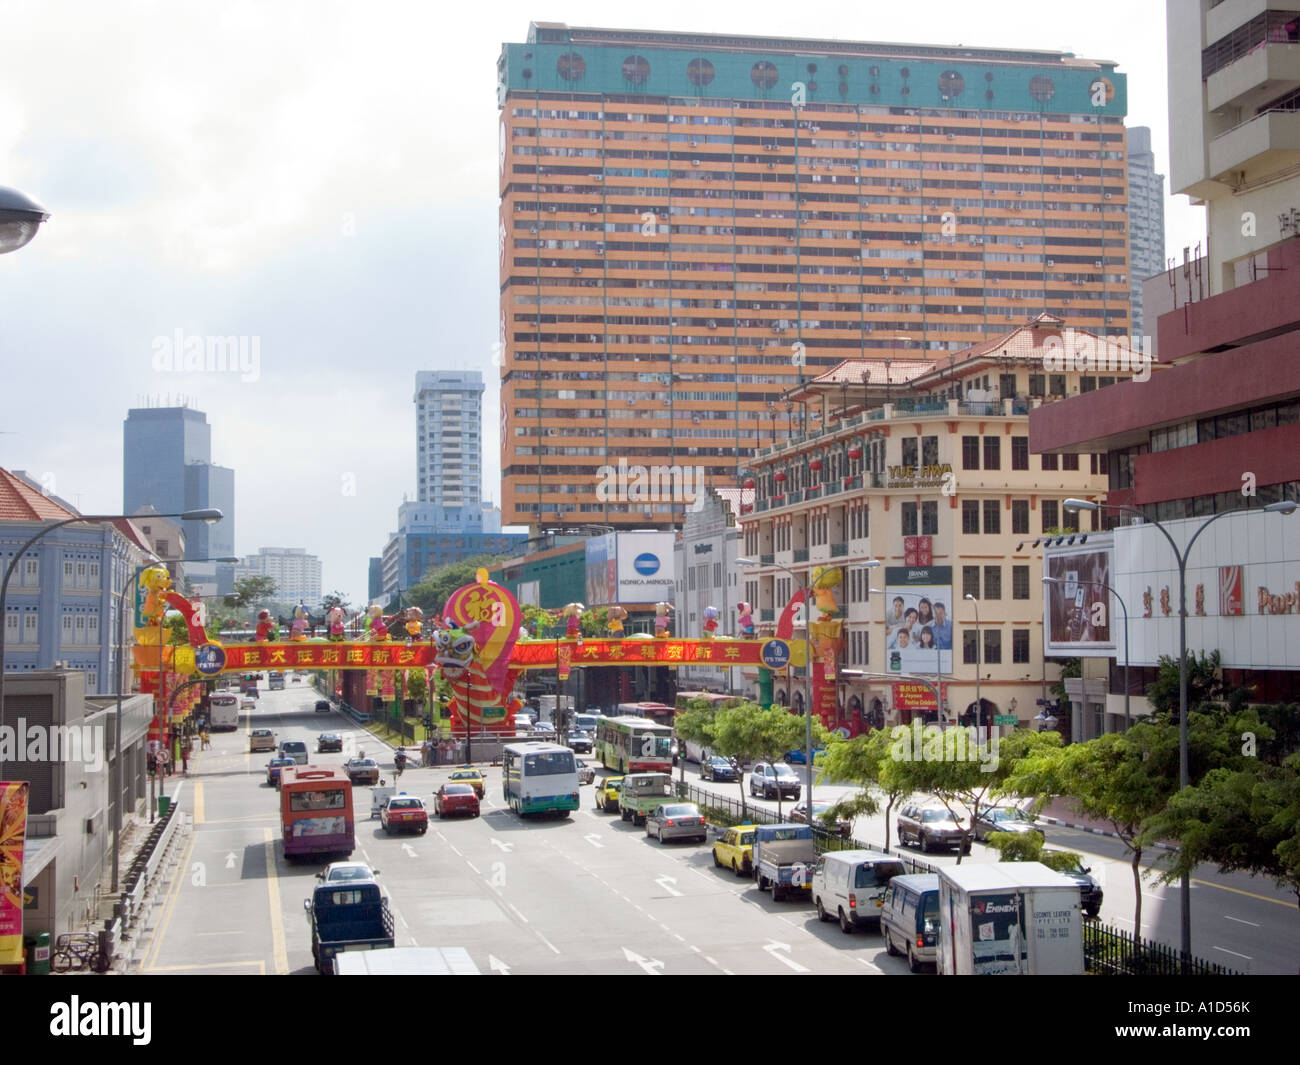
xmin=887 ymin=463 xmax=953 ymax=489
xmin=1258 ymin=581 xmax=1300 ymax=615
xmin=760 ymin=640 xmax=792 ymax=671
xmin=633 ymin=553 xmax=660 ymax=576
xmin=1220 ymin=566 xmax=1244 ymax=617
xmin=193 ymin=643 xmax=227 ymax=676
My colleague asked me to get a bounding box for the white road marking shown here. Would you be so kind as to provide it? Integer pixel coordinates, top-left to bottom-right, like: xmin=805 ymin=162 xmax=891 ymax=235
xmin=1223 ymin=915 xmax=1260 ymax=927
xmin=489 ymin=954 xmax=511 ymax=975
xmin=655 ymin=875 xmax=683 ymax=897
xmin=622 ymin=947 xmax=664 ymax=974
xmin=1212 ymin=945 xmax=1252 ymax=960
xmin=466 ymin=860 xmax=481 ymax=875
xmin=584 ymin=834 xmax=605 ymax=848
xmin=490 ymin=838 xmax=513 ymax=853
xmin=507 ymin=903 xmax=529 ymax=924
xmin=763 ymin=940 xmax=810 ymax=973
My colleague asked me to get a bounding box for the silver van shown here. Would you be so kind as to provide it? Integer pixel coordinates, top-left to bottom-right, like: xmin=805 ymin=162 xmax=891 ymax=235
xmin=881 ymin=873 xmax=941 ymax=972
xmin=812 ymin=850 xmax=906 ymax=933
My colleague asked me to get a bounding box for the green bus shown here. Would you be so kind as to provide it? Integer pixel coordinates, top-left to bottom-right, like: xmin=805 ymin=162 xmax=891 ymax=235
xmin=594 ymin=716 xmax=673 ymax=775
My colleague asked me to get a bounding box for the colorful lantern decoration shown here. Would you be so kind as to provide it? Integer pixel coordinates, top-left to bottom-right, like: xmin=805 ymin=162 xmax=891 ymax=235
xmin=809 ymin=457 xmax=823 ymax=472
xmin=774 ymin=471 xmax=787 ymax=483
xmin=847 ymin=446 xmax=863 ymax=461
xmin=743 ymin=477 xmax=755 ymax=490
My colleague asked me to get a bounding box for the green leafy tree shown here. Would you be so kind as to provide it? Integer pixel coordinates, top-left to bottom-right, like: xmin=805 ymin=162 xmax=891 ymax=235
xmin=988 ymin=830 xmax=1045 ymax=863
xmin=710 ymin=703 xmax=830 ymax=818
xmin=1144 ymin=649 xmax=1226 ymax=719
xmin=816 ymin=731 xmax=894 ymax=845
xmin=320 ymin=590 xmax=351 ymax=614
xmin=222 ymin=575 xmax=278 ymax=611
xmin=405 ymin=555 xmax=512 ymax=617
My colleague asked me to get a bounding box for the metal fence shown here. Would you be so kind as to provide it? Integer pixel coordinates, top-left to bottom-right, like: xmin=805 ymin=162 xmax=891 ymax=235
xmin=1083 ymin=922 xmax=1242 ymax=976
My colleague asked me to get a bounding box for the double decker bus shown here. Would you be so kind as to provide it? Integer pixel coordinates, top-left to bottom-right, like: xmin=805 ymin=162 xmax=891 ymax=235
xmin=280 ymin=765 xmax=355 ymax=860
xmin=615 ymin=702 xmax=676 ymax=727
xmin=502 ymin=742 xmax=580 ymax=818
xmin=595 ymin=716 xmax=673 ymax=775
xmin=208 ymin=692 xmax=239 ymax=731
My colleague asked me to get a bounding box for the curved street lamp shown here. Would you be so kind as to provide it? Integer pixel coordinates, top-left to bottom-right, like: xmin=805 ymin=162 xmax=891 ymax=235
xmin=964 ymin=594 xmax=982 ymax=729
xmin=0 ymin=186 xmax=49 ymax=254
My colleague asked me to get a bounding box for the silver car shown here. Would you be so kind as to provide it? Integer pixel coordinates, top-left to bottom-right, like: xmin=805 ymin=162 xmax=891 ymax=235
xmin=645 ymin=802 xmax=707 ymax=844
xmin=973 ymin=805 xmax=1045 ymax=842
xmin=575 ymin=761 xmax=595 ymax=785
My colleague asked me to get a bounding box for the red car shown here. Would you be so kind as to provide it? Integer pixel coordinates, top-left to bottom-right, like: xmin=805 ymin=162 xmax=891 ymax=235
xmin=434 ymin=783 xmax=480 ymax=819
xmin=380 ymin=795 xmax=429 ymax=835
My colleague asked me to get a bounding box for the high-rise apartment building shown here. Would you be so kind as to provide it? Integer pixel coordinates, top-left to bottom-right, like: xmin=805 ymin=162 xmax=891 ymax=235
xmin=498 ymin=23 xmax=1131 ymax=532
xmin=1125 ymin=126 xmax=1165 ymax=338
xmin=415 ymin=371 xmax=484 ymax=518
xmin=235 ymin=547 xmax=322 ymax=608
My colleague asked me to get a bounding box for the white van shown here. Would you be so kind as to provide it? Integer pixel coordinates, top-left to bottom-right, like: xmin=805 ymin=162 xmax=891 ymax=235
xmin=811 ymin=849 xmax=906 ymax=933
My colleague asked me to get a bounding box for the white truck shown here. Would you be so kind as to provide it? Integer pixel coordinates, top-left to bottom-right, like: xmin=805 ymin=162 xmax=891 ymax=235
xmin=535 ymin=694 xmax=574 ymax=724
xmin=937 ymin=862 xmax=1084 ymax=975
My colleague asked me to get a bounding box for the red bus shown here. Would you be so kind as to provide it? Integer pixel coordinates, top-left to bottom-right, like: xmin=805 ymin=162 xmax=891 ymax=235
xmin=615 ymin=701 xmax=676 ymax=727
xmin=279 ymin=765 xmax=355 ymax=860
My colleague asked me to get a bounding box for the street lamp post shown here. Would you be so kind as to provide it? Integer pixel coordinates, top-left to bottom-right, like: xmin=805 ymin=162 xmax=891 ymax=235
xmin=737 ymin=557 xmax=880 ymax=814
xmin=1042 ymin=574 xmax=1131 ymax=730
xmin=964 ymin=594 xmax=981 ymax=730
xmin=0 ymin=186 xmax=49 ymax=254
xmin=1063 ymin=496 xmax=1297 ymax=971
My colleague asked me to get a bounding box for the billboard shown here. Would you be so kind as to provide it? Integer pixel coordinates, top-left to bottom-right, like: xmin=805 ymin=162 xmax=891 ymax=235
xmin=1043 ymin=534 xmax=1116 ymax=656
xmin=884 ymin=566 xmax=953 ymax=675
xmin=614 ymin=532 xmax=676 ymax=603
xmin=584 ymin=534 xmax=616 ymax=606
xmin=0 ymin=782 xmax=29 ymax=967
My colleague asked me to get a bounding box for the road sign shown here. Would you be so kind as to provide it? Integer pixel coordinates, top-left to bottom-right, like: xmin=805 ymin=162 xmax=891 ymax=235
xmin=993 ymin=714 xmax=1018 ymax=726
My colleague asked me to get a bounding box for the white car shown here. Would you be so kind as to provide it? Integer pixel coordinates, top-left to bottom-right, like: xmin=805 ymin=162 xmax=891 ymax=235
xmin=240 ymin=695 xmax=256 ymax=711
xmin=318 ymin=861 xmax=378 ymax=883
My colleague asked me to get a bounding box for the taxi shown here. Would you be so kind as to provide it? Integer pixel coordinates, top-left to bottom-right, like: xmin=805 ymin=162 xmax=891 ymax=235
xmin=448 ymin=768 xmax=485 ymax=799
xmin=712 ymin=824 xmax=758 ymax=878
xmin=380 ymin=795 xmax=429 ymax=835
xmin=594 ymin=775 xmax=623 ymax=813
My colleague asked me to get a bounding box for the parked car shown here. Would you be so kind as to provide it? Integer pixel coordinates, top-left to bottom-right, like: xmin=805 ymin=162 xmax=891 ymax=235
xmin=316 ymin=732 xmax=343 ymax=753
xmin=567 ymin=729 xmax=593 ymax=754
xmin=812 ymin=850 xmax=906 ymax=933
xmin=279 ymin=740 xmax=309 ymax=765
xmin=1041 ymin=848 xmax=1104 ymax=918
xmin=789 ymin=799 xmax=853 ymax=838
xmin=344 ymin=757 xmax=381 ymax=785
xmin=575 ymin=761 xmax=595 ymax=785
xmin=749 ymin=762 xmax=801 ymax=801
xmin=434 ymin=783 xmax=480 ymax=818
xmin=973 ymin=804 xmax=1045 ymax=842
xmin=645 ymin=803 xmax=707 ymax=844
xmin=881 ymin=873 xmax=941 ymax=973
xmin=712 ymin=824 xmax=757 ymax=877
xmin=448 ymin=768 xmax=485 ymax=798
xmin=249 ymin=728 xmax=277 ymax=753
xmin=266 ymin=756 xmax=296 ymax=787
xmin=783 ymin=747 xmax=827 ymax=766
xmin=314 ymin=699 xmax=331 ymax=713
xmin=380 ymin=795 xmax=429 ymax=835
xmin=594 ymin=776 xmax=623 ymax=812
xmin=897 ymin=802 xmax=970 ymax=854
xmin=700 ymin=756 xmax=737 ymax=783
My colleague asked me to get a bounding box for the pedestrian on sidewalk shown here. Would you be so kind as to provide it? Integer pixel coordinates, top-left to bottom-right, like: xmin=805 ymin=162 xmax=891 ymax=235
xmin=181 ymin=746 xmax=190 ymax=774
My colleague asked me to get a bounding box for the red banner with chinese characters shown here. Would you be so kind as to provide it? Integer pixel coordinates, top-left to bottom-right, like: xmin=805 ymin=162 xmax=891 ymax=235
xmin=903 ymin=536 xmax=933 ymax=567
xmin=0 ymin=782 xmax=30 ymax=966
xmin=556 ymin=644 xmax=572 ymax=681
xmin=893 ymin=682 xmax=941 ymax=712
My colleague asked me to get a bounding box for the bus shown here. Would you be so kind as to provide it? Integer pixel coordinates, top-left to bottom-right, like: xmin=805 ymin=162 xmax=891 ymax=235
xmin=209 ymin=692 xmax=239 ymax=731
xmin=615 ymin=702 xmax=676 ymax=727
xmin=595 ymin=716 xmax=674 ymax=775
xmin=674 ymin=692 xmax=744 ymax=762
xmin=280 ymin=765 xmax=355 ymax=860
xmin=268 ymin=672 xmax=286 ymax=691
xmin=502 ymin=742 xmax=580 ymax=818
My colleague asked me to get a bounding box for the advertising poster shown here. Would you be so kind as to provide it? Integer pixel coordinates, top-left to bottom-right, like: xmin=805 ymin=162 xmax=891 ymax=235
xmin=0 ymin=782 xmax=30 ymax=967
xmin=585 ymin=533 xmax=616 ymax=606
xmin=969 ymin=891 xmax=1026 ymax=975
xmin=884 ymin=567 xmax=953 ymax=675
xmin=1043 ymin=535 xmax=1116 ymax=656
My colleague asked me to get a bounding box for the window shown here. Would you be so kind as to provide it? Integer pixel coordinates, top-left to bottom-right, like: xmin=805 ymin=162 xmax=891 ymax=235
xmin=921 ymin=435 xmax=939 ymax=467
xmin=982 ymin=499 xmax=1001 ymax=534
xmin=983 ymin=436 xmax=1000 ymax=470
xmin=901 ymin=438 xmax=918 ymax=467
xmin=1011 ymin=437 xmax=1029 ymax=471
xmin=963 ymin=629 xmax=978 ymax=665
xmin=962 ymin=566 xmax=980 ymax=599
xmin=1049 ymin=374 xmax=1066 ymax=396
xmin=921 ymin=500 xmax=938 ymax=535
xmin=961 ymin=500 xmax=980 ymax=534
xmin=1028 ymin=374 xmax=1045 ymax=397
xmin=1012 ymin=565 xmax=1030 ymax=600
xmin=983 ymin=629 xmax=1002 ymax=664
xmin=63 ymin=560 xmax=73 ymax=582
xmin=901 ymin=501 xmax=918 ymax=536
xmin=962 ymin=436 xmax=980 ymax=470
xmin=1013 ymin=629 xmax=1030 ymax=663
xmin=999 ymin=373 xmax=1017 ymax=397
xmin=983 ymin=566 xmax=1002 ymax=600
xmin=1041 ymin=499 xmax=1059 ymax=531
xmin=1061 ymin=453 xmax=1079 ymax=471
xmin=1012 ymin=499 xmax=1029 ymax=535
xmin=1041 ymin=453 xmax=1059 ymax=470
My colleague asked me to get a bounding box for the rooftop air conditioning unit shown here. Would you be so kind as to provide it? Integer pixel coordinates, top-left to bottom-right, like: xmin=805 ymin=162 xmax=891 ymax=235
xmin=947 ymin=134 xmax=954 ymax=140
xmin=663 ymin=399 xmax=672 ymax=406
xmin=548 ymin=206 xmax=557 ymax=212
xmin=768 ymin=162 xmax=775 ymax=169
xmin=1016 ymin=241 xmax=1023 ymax=248
xmin=876 ymin=131 xmax=884 ymax=137
xmin=708 ymin=319 xmax=717 ymax=329
xmin=853 ymin=254 xmax=861 ymax=261
xmin=530 ymin=227 xmax=538 ymax=234
xmin=692 ymin=159 xmax=701 ymax=166
xmin=1047 ymin=259 xmax=1054 ymax=266
xmin=1094 ymin=261 xmax=1102 ymax=268
xmin=690 ymin=140 xmax=699 ymax=147
xmin=593 ymin=174 xmax=603 ymax=181
xmin=574 ymin=266 xmax=583 ymax=274
xmin=589 ymin=206 xmax=598 ymax=214
xmin=1104 ymin=193 xmax=1112 ymax=199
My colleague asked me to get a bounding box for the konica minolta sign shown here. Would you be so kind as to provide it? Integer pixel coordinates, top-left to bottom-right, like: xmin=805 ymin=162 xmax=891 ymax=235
xmin=585 ymin=531 xmax=675 ymax=603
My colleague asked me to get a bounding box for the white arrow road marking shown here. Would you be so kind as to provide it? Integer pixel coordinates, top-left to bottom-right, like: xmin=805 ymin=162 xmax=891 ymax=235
xmin=654 ymin=875 xmax=682 ymax=897
xmin=402 ymin=843 xmax=418 ymax=858
xmin=763 ymin=940 xmax=810 ymax=973
xmin=584 ymin=834 xmax=604 ymax=848
xmin=622 ymin=947 xmax=665 ymax=974
xmin=489 ymin=954 xmax=511 ymax=975
xmin=491 ymin=838 xmax=513 ymax=853
xmin=224 ymin=852 xmax=236 ymax=869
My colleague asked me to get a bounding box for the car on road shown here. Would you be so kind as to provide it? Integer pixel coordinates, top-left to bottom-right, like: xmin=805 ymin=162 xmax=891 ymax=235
xmin=319 ymin=861 xmax=379 ymax=884
xmin=314 ymin=699 xmax=331 ymax=713
xmin=594 ymin=776 xmax=623 ymax=812
xmin=749 ymin=762 xmax=801 ymax=801
xmin=700 ymin=756 xmax=738 ymax=783
xmin=567 ymin=729 xmax=593 ymax=754
xmin=972 ymin=804 xmax=1045 ymax=842
xmin=250 ymin=728 xmax=277 ymax=753
xmin=645 ymin=802 xmax=707 ymax=844
xmin=784 ymin=748 xmax=827 ymax=766
xmin=448 ymin=768 xmax=485 ymax=798
xmin=240 ymin=695 xmax=256 ymax=711
xmin=712 ymin=824 xmax=757 ymax=877
xmin=266 ymin=756 xmax=296 ymax=787
xmin=434 ymin=783 xmax=480 ymax=819
xmin=279 ymin=740 xmax=309 ymax=765
xmin=575 ymin=761 xmax=595 ymax=785
xmin=1041 ymin=848 xmax=1104 ymax=918
xmin=344 ymin=757 xmax=381 ymax=786
xmin=380 ymin=795 xmax=429 ymax=835
xmin=317 ymin=732 xmax=343 ymax=753
xmin=897 ymin=802 xmax=971 ymax=854
xmin=530 ymin=721 xmax=557 ymax=738
xmin=789 ymin=800 xmax=853 ymax=838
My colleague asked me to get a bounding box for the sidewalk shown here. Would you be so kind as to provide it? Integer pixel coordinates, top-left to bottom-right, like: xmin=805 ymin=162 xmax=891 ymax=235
xmin=1036 ymin=797 xmax=1176 ymax=852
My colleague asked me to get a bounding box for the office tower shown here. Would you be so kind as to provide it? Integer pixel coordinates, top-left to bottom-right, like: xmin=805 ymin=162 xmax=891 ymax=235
xmin=1125 ymin=126 xmax=1165 ymax=337
xmin=498 ymin=23 xmax=1130 ymax=531
xmin=414 ymin=371 xmax=484 ymax=519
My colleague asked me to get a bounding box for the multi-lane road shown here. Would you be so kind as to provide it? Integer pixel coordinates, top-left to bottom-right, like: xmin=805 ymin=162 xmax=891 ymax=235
xmin=133 ymin=683 xmax=1299 ymax=975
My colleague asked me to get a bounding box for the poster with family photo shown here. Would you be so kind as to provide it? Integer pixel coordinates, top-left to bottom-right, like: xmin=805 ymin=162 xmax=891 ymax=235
xmin=1042 ymin=538 xmax=1116 ymax=656
xmin=884 ymin=566 xmax=954 ymax=675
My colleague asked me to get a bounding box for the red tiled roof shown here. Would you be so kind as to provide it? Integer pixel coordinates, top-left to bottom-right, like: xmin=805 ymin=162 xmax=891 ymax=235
xmin=0 ymin=468 xmax=80 ymax=522
xmin=804 ymin=359 xmax=936 ymax=387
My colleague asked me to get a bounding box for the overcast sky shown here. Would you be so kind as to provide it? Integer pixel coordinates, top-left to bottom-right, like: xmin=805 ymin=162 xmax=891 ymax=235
xmin=0 ymin=1 xmax=1199 ymax=607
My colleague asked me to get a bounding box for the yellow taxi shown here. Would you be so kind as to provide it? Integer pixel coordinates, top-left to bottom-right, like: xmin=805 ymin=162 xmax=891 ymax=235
xmin=448 ymin=768 xmax=485 ymax=799
xmin=712 ymin=824 xmax=758 ymax=878
xmin=594 ymin=776 xmax=623 ymax=813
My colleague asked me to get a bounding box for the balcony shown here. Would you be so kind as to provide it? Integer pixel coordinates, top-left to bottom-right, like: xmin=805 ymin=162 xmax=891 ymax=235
xmin=830 ymin=542 xmax=848 ymax=557
xmin=1208 ymin=108 xmax=1300 ymax=181
xmin=1207 ymin=41 xmax=1300 ymax=113
xmin=822 ymin=480 xmax=841 ymax=496
xmin=760 ymin=553 xmax=775 ymax=566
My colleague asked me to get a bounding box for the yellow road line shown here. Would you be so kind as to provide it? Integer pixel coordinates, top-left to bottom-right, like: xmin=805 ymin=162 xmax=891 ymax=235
xmin=1191 ymin=876 xmax=1296 ymax=908
xmin=142 ymin=833 xmax=195 ymax=972
xmin=145 ymin=960 xmax=267 ymax=973
xmin=264 ymin=827 xmax=289 ymax=974
xmin=193 ymin=781 xmax=205 ymax=824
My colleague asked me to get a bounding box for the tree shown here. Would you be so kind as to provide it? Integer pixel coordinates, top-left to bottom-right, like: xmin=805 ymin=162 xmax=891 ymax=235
xmin=405 ymin=555 xmax=512 ymax=617
xmin=816 ymin=732 xmax=892 ymax=845
xmin=321 ymin=590 xmax=351 ymax=614
xmin=223 ymin=575 xmax=277 ymax=611
xmin=709 ymin=703 xmax=830 ymax=818
xmin=1144 ymin=649 xmax=1226 ymax=719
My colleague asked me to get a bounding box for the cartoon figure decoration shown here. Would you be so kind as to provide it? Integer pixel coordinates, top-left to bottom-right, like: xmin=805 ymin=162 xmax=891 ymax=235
xmin=139 ymin=565 xmax=172 ymax=622
xmin=654 ymin=601 xmax=673 ymax=638
xmin=563 ymin=602 xmax=584 ymax=640
xmin=327 ymin=606 xmax=345 ymax=641
xmin=290 ymin=603 xmax=309 ymax=642
xmin=736 ymin=601 xmax=755 ymax=637
xmin=606 ymin=604 xmax=627 ymax=637
xmin=702 ymin=605 xmax=719 ymax=638
xmin=433 ymin=625 xmax=476 ymax=679
xmin=365 ymin=604 xmax=389 ymax=642
xmin=255 ymin=609 xmax=274 ymax=642
xmin=810 ymin=566 xmax=842 ymax=619
xmin=403 ymin=606 xmax=424 ymax=643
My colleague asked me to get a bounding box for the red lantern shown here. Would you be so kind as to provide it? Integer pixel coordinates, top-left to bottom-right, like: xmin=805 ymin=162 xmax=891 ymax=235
xmin=740 ymin=503 xmax=753 ymax=513
xmin=809 ymin=458 xmax=823 ymax=472
xmin=847 ymin=446 xmax=863 ymax=461
xmin=774 ymin=471 xmax=787 ymax=483
xmin=743 ymin=477 xmax=755 ymax=490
